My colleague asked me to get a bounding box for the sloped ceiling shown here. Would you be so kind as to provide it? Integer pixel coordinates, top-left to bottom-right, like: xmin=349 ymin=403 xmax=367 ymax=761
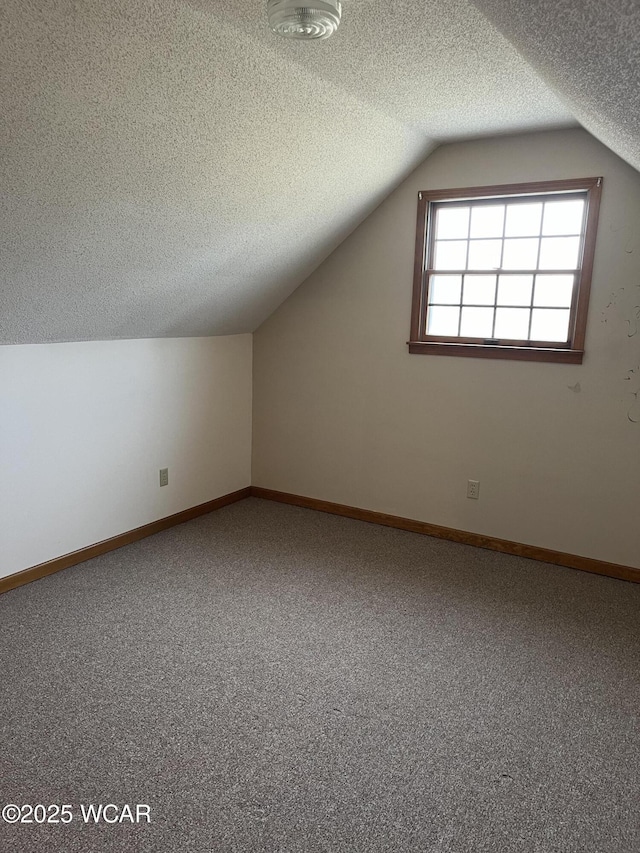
xmin=469 ymin=0 xmax=640 ymax=174
xmin=0 ymin=0 xmax=577 ymax=343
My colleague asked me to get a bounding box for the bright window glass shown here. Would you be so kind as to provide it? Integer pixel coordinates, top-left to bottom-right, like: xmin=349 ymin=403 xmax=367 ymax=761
xmin=538 ymin=237 xmax=580 ymax=270
xmin=424 ymin=186 xmax=595 ymax=346
xmin=470 ymin=205 xmax=504 ymax=238
xmin=505 ymin=203 xmax=542 ymax=237
xmin=468 ymin=239 xmax=502 ymax=270
xmin=533 ymin=275 xmax=574 ymax=308
xmin=436 ymin=207 xmax=469 ymax=239
xmin=463 ymin=275 xmax=496 ymax=305
xmin=433 ymin=240 xmax=467 ymax=270
xmin=502 ymin=238 xmax=539 ymax=270
xmin=494 ymin=308 xmax=530 ymax=339
xmin=460 ymin=307 xmax=493 ymax=338
xmin=496 ymin=275 xmax=533 ymax=306
xmin=542 ymin=200 xmax=584 ymax=235
xmin=429 ymin=275 xmax=462 ymax=304
xmin=427 ymin=306 xmax=460 ymax=336
xmin=530 ymin=309 xmax=571 ymax=342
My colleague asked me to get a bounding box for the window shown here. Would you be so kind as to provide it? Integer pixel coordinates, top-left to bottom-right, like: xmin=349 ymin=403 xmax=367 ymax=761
xmin=409 ymin=178 xmax=602 ymax=363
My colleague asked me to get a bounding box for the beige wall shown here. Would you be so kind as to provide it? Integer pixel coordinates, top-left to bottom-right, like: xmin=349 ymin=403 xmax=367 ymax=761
xmin=1 ymin=335 xmax=252 ymax=577
xmin=253 ymin=129 xmax=640 ymax=568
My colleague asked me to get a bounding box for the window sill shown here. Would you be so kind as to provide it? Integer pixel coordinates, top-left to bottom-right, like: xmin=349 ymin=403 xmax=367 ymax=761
xmin=407 ymin=341 xmax=584 ymax=364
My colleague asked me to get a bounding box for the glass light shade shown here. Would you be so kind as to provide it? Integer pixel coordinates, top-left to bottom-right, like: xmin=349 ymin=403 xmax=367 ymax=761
xmin=267 ymin=0 xmax=342 ymax=40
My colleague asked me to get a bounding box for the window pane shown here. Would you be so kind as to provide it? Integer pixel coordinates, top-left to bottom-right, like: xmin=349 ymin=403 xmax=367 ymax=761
xmin=542 ymin=199 xmax=584 ymax=235
xmin=530 ymin=309 xmax=571 ymax=342
xmin=433 ymin=240 xmax=467 ymax=270
xmin=429 ymin=275 xmax=462 ymax=305
xmin=469 ymin=205 xmax=505 ymax=238
xmin=533 ymin=274 xmax=575 ymax=308
xmin=467 ymin=239 xmax=502 ymax=270
xmin=504 ymin=203 xmax=543 ymax=237
xmin=497 ymin=275 xmax=533 ymax=306
xmin=494 ymin=308 xmax=530 ymax=339
xmin=427 ymin=306 xmax=460 ymax=336
xmin=460 ymin=307 xmax=494 ymax=338
xmin=436 ymin=206 xmax=470 ymax=239
xmin=502 ymin=238 xmax=539 ymax=270
xmin=463 ymin=275 xmax=496 ymax=305
xmin=538 ymin=236 xmax=580 ymax=270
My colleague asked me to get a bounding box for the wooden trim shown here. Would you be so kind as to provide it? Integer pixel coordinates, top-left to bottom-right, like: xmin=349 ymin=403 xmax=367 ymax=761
xmin=409 ymin=177 xmax=602 ymax=362
xmin=0 ymin=487 xmax=251 ymax=596
xmin=415 ymin=177 xmax=603 ymax=203
xmin=572 ymin=177 xmax=602 ymax=351
xmin=410 ymin=191 xmax=429 ymax=341
xmin=250 ymin=487 xmax=640 ymax=585
xmin=6 ymin=481 xmax=635 ymax=595
xmin=408 ymin=341 xmax=584 ymax=363
xmin=421 ymin=332 xmax=574 ymax=348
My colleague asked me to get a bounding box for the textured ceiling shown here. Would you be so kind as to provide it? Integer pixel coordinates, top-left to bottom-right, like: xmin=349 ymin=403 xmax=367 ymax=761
xmin=1 ymin=0 xmax=575 ymax=343
xmin=469 ymin=0 xmax=640 ymax=174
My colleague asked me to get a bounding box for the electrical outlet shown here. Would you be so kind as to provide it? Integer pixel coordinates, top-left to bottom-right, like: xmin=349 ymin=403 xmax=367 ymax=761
xmin=159 ymin=468 xmax=169 ymax=487
xmin=467 ymin=479 xmax=480 ymax=500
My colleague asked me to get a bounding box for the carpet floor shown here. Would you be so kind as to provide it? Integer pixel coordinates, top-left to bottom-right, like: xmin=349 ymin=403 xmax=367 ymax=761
xmin=1 ymin=497 xmax=639 ymax=852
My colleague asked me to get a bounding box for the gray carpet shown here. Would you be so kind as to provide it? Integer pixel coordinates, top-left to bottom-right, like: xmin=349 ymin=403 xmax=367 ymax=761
xmin=1 ymin=497 xmax=639 ymax=853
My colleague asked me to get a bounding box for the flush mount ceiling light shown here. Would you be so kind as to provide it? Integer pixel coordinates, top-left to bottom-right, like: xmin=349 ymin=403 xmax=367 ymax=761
xmin=267 ymin=0 xmax=342 ymax=40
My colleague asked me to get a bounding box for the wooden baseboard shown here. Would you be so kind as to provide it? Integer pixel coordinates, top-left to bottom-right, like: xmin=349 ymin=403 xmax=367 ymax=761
xmin=250 ymin=486 xmax=640 ymax=585
xmin=5 ymin=484 xmax=637 ymax=594
xmin=0 ymin=487 xmax=251 ymax=596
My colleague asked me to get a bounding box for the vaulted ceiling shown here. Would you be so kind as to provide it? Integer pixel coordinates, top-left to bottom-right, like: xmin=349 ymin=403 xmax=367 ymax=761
xmin=0 ymin=0 xmax=636 ymax=344
xmin=470 ymin=0 xmax=640 ymax=176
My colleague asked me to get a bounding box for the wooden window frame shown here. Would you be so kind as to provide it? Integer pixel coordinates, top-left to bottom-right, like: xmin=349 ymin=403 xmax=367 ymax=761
xmin=408 ymin=177 xmax=602 ymax=363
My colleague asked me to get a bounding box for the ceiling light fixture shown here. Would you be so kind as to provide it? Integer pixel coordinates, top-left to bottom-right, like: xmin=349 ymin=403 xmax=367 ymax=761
xmin=267 ymin=0 xmax=342 ymax=40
